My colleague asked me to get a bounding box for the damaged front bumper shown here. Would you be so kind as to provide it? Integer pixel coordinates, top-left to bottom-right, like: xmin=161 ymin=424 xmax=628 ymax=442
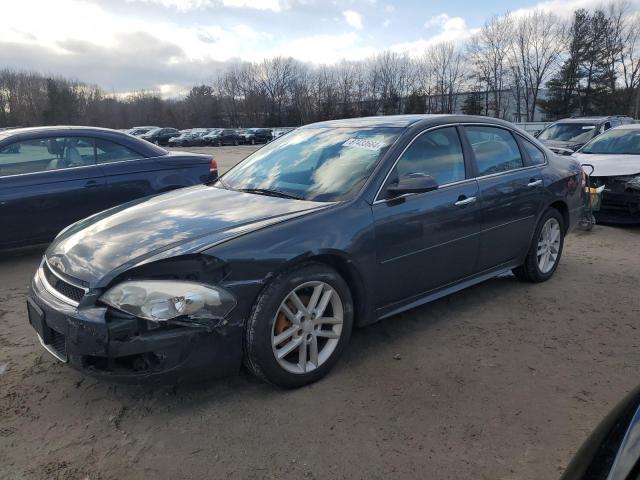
xmin=27 ymin=263 xmax=244 ymax=384
xmin=593 ymin=176 xmax=640 ymax=224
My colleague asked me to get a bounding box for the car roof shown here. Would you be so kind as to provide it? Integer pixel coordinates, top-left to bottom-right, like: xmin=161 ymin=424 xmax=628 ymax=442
xmin=301 ymin=114 xmax=518 ymax=129
xmin=0 ymin=125 xmax=167 ymax=157
xmin=553 ymin=116 xmax=631 ymax=124
xmin=612 ymin=123 xmax=640 ymax=130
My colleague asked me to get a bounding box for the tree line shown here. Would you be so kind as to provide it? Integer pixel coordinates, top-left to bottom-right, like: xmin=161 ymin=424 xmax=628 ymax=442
xmin=1 ymin=2 xmax=639 ymax=129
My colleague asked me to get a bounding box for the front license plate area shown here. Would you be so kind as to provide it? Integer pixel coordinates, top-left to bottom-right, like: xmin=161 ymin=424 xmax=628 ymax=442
xmin=27 ymin=298 xmax=67 ymax=362
xmin=27 ymin=298 xmax=50 ymax=342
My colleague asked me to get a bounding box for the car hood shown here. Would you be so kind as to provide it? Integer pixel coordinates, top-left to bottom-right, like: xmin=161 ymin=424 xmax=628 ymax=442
xmin=573 ymin=153 xmax=640 ymax=177
xmin=541 ymin=140 xmax=584 ymax=151
xmin=46 ymin=186 xmax=329 ymax=288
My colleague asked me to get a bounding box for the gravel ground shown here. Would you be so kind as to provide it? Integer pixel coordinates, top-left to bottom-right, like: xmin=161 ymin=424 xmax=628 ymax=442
xmin=1 ymin=146 xmax=640 ymax=479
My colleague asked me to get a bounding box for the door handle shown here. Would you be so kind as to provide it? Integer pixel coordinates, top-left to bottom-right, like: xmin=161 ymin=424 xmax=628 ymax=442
xmin=85 ymin=180 xmax=100 ymax=188
xmin=454 ymin=196 xmax=477 ymax=207
xmin=527 ymin=179 xmax=543 ymax=188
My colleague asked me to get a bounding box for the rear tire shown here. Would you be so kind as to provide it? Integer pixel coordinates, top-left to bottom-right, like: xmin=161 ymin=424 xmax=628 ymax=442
xmin=244 ymin=262 xmax=354 ymax=388
xmin=513 ymin=208 xmax=565 ymax=283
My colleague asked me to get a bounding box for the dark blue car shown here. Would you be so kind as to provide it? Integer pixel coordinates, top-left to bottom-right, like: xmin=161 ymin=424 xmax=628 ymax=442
xmin=26 ymin=115 xmax=584 ymax=387
xmin=0 ymin=126 xmax=216 ymax=248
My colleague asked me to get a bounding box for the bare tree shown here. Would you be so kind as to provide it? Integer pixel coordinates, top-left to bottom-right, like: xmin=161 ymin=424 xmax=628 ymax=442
xmin=511 ymin=11 xmax=565 ymax=121
xmin=469 ymin=14 xmax=514 ymax=118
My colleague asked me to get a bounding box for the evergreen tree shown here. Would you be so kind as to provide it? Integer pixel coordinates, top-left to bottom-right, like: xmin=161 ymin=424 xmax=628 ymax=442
xmin=461 ymin=91 xmax=484 ymax=115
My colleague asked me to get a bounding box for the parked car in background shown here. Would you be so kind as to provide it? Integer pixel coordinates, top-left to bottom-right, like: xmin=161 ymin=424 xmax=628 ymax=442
xmin=140 ymin=127 xmax=179 ymax=146
xmin=272 ymin=127 xmax=295 ymax=139
xmin=537 ymin=116 xmax=634 ymax=155
xmin=239 ymin=128 xmax=273 ymax=145
xmin=167 ymin=130 xmax=209 ymax=147
xmin=126 ymin=126 xmax=159 ymax=137
xmin=26 ymin=115 xmax=583 ymax=387
xmin=205 ymin=128 xmax=241 ymax=146
xmin=0 ymin=126 xmax=217 ymax=248
xmin=573 ymin=124 xmax=640 ymax=224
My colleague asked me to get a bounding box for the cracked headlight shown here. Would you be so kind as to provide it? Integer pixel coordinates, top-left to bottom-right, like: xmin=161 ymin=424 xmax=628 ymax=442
xmin=100 ymin=280 xmax=236 ymax=322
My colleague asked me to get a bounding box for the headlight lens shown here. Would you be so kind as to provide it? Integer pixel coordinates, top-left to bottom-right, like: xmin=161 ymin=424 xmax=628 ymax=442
xmin=100 ymin=280 xmax=236 ymax=322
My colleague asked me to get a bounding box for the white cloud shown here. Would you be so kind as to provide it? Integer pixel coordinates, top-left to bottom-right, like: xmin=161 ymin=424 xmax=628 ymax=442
xmin=273 ymin=32 xmax=375 ymax=63
xmin=392 ymin=13 xmax=476 ymax=57
xmin=222 ymin=0 xmax=283 ymax=11
xmin=424 ymin=13 xmax=465 ymax=32
xmin=511 ymin=0 xmax=640 ymax=18
xmin=126 ymin=0 xmax=212 ymax=10
xmin=383 ymin=19 xmax=391 ymax=28
xmin=126 ymin=0 xmax=283 ymax=11
xmin=343 ymin=10 xmax=363 ymax=30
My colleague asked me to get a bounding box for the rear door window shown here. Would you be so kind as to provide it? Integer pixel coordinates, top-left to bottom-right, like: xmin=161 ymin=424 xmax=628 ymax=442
xmin=465 ymin=126 xmax=524 ymax=176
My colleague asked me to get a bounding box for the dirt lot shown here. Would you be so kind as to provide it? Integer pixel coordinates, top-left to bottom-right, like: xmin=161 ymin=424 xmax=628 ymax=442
xmin=1 ymin=145 xmax=640 ymax=479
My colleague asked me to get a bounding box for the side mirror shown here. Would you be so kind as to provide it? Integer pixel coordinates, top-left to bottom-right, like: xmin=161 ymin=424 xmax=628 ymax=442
xmin=386 ymin=174 xmax=439 ymax=198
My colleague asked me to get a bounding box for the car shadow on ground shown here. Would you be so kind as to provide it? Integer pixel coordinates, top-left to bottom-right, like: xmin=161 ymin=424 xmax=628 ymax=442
xmin=59 ymin=273 xmax=523 ymax=414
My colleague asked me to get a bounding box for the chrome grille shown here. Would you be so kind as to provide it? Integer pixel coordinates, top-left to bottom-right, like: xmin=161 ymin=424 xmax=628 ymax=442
xmin=42 ymin=261 xmax=86 ymax=304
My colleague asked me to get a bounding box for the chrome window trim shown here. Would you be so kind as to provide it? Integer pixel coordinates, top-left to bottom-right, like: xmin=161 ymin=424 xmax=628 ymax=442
xmin=0 ymin=162 xmax=101 ymax=179
xmin=0 ymin=155 xmax=155 ymax=179
xmin=473 ymin=163 xmax=545 ymax=181
xmin=373 ymin=178 xmax=477 ymax=205
xmin=37 ymin=257 xmax=88 ymax=307
xmin=373 ymin=122 xmax=549 ymax=204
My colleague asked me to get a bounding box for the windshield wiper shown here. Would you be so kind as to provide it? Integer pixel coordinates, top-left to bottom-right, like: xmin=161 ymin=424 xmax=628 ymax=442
xmin=215 ymin=176 xmax=231 ymax=189
xmin=238 ymin=188 xmax=303 ymax=200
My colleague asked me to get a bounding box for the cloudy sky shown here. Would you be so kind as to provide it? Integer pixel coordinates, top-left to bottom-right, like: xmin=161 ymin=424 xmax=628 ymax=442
xmin=0 ymin=0 xmax=630 ymax=96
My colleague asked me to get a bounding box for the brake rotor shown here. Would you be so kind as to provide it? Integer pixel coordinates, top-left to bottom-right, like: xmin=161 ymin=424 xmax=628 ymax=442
xmin=274 ymin=311 xmax=290 ymax=336
xmin=274 ymin=293 xmax=310 ymax=337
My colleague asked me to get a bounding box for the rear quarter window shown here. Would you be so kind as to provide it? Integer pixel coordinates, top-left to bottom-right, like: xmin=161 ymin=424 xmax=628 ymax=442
xmin=521 ymin=138 xmax=546 ymax=166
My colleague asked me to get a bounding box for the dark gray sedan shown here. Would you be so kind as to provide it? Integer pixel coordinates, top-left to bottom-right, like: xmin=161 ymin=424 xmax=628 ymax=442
xmin=27 ymin=115 xmax=584 ymax=387
xmin=0 ymin=126 xmax=217 ymax=248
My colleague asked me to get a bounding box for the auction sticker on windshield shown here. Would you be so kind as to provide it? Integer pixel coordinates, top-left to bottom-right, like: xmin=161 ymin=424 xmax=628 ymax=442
xmin=342 ymin=138 xmax=387 ymax=151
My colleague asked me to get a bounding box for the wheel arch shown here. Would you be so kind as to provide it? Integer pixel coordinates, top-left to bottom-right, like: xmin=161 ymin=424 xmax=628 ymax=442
xmin=268 ymin=251 xmax=371 ymax=328
xmin=548 ymin=199 xmax=570 ymax=233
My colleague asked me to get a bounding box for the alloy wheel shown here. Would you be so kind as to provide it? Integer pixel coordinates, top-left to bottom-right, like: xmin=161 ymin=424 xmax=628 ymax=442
xmin=537 ymin=217 xmax=561 ymax=273
xmin=271 ymin=281 xmax=343 ymax=374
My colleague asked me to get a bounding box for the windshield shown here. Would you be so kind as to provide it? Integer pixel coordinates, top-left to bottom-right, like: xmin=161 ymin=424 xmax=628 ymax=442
xmin=220 ymin=127 xmax=401 ymax=202
xmin=538 ymin=123 xmax=597 ymax=143
xmin=581 ymin=128 xmax=640 ymax=155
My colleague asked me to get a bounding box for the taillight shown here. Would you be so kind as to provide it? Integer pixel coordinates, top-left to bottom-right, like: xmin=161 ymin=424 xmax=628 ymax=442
xmin=209 ymin=158 xmax=218 ymax=174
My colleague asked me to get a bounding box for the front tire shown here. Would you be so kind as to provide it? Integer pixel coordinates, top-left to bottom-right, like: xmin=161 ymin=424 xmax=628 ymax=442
xmin=513 ymin=208 xmax=565 ymax=282
xmin=244 ymin=262 xmax=354 ymax=388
